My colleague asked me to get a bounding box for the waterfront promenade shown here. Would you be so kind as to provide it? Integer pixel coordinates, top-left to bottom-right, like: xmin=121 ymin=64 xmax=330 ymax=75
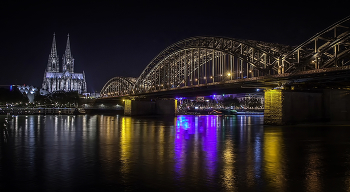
xmin=0 ymin=107 xmax=85 ymax=115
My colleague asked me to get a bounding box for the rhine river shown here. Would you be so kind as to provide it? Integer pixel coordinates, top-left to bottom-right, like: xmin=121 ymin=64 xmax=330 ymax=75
xmin=1 ymin=115 xmax=350 ymax=191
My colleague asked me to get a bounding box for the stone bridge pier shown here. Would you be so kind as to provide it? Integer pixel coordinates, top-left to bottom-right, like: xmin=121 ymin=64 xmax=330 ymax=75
xmin=264 ymin=89 xmax=350 ymax=125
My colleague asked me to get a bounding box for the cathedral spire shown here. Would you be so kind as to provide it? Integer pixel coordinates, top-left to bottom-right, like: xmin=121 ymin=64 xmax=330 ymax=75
xmin=47 ymin=33 xmax=59 ymax=72
xmin=65 ymin=33 xmax=72 ymax=58
xmin=62 ymin=33 xmax=74 ymax=72
xmin=50 ymin=33 xmax=58 ymax=57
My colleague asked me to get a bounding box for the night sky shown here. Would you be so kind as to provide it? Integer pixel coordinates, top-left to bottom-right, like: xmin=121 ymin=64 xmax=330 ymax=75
xmin=1 ymin=1 xmax=348 ymax=93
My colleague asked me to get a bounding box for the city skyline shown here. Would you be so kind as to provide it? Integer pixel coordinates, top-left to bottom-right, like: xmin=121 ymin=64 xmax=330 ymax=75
xmin=0 ymin=1 xmax=348 ymax=93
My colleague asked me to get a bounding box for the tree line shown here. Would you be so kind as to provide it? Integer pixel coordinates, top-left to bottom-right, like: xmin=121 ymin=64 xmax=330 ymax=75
xmin=34 ymin=91 xmax=81 ymax=106
xmin=0 ymin=87 xmax=28 ymax=104
xmin=0 ymin=87 xmax=81 ymax=107
xmin=222 ymin=97 xmax=263 ymax=109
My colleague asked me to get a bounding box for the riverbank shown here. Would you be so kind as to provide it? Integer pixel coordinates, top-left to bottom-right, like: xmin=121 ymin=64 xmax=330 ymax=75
xmin=178 ymin=109 xmax=264 ymax=115
xmin=0 ymin=107 xmax=85 ymax=115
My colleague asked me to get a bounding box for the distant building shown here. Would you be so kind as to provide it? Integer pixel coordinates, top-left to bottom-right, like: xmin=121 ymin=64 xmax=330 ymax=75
xmin=17 ymin=85 xmax=38 ymax=103
xmin=83 ymin=92 xmax=100 ymax=99
xmin=42 ymin=34 xmax=87 ymax=94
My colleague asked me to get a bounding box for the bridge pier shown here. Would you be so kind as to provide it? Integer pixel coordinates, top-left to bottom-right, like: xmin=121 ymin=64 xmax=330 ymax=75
xmin=124 ymin=99 xmax=177 ymax=116
xmin=323 ymin=89 xmax=350 ymax=122
xmin=264 ymin=89 xmax=323 ymax=125
xmin=264 ymin=89 xmax=350 ymax=125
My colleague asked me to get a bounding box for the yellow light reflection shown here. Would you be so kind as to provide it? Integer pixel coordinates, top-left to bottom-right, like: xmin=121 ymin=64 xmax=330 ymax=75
xmin=100 ymin=115 xmax=118 ymax=181
xmin=222 ymin=140 xmax=236 ymax=191
xmin=264 ymin=130 xmax=285 ymax=190
xmin=158 ymin=125 xmax=164 ymax=158
xmin=245 ymin=117 xmax=255 ymax=187
xmin=156 ymin=124 xmax=165 ymax=175
xmin=305 ymin=150 xmax=322 ymax=191
xmin=121 ymin=117 xmax=132 ymax=174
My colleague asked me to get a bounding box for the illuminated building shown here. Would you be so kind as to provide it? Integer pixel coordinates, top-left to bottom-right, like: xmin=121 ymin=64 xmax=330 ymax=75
xmin=41 ymin=34 xmax=87 ymax=94
xmin=17 ymin=85 xmax=38 ymax=103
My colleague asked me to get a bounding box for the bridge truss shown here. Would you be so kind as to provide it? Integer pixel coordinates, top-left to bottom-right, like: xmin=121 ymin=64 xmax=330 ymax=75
xmin=283 ymin=16 xmax=350 ymax=73
xmin=101 ymin=16 xmax=350 ymax=98
xmin=100 ymin=77 xmax=136 ymax=97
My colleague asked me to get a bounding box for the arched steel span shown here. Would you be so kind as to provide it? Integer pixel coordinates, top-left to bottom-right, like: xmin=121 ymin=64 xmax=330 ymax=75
xmin=100 ymin=77 xmax=136 ymax=98
xmin=100 ymin=16 xmax=350 ymax=98
xmin=132 ymin=36 xmax=292 ymax=94
xmin=283 ymin=16 xmax=350 ymax=73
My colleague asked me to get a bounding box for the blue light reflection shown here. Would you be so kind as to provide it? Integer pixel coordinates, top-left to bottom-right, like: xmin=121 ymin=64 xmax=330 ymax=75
xmin=174 ymin=115 xmax=219 ymax=180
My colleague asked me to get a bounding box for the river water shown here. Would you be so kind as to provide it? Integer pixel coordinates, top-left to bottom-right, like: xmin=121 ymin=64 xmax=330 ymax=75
xmin=1 ymin=115 xmax=350 ymax=191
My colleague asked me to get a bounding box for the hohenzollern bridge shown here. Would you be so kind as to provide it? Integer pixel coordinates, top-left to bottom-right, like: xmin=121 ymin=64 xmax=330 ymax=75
xmin=98 ymin=16 xmax=350 ymax=125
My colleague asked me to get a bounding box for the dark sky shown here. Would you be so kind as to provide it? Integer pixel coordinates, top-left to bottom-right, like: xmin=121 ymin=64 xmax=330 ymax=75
xmin=0 ymin=1 xmax=348 ymax=92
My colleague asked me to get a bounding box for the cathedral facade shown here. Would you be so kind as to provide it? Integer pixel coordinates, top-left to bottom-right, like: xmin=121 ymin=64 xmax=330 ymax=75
xmin=42 ymin=34 xmax=87 ymax=94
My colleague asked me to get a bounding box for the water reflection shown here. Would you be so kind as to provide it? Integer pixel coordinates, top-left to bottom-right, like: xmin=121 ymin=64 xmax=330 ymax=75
xmin=120 ymin=116 xmax=132 ymax=176
xmin=1 ymin=115 xmax=350 ymax=191
xmin=305 ymin=142 xmax=323 ymax=192
xmin=264 ymin=129 xmax=285 ymax=190
xmin=222 ymin=138 xmax=236 ymax=190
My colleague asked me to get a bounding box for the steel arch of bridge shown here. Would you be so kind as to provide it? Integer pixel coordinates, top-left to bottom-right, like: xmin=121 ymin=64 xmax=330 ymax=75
xmin=100 ymin=77 xmax=135 ymax=97
xmin=100 ymin=16 xmax=350 ymax=98
xmin=282 ymin=16 xmax=350 ymax=73
xmin=132 ymin=36 xmax=292 ymax=94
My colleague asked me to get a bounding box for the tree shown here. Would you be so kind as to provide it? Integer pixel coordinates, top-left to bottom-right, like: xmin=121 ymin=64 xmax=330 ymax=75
xmin=34 ymin=91 xmax=81 ymax=107
xmin=239 ymin=97 xmax=263 ymax=109
xmin=0 ymin=87 xmax=28 ymax=104
xmin=50 ymin=91 xmax=81 ymax=106
xmin=34 ymin=91 xmax=49 ymax=105
xmin=222 ymin=97 xmax=240 ymax=108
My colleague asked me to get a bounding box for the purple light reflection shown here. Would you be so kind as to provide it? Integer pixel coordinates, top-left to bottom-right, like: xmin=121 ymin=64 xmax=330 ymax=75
xmin=174 ymin=115 xmax=193 ymax=178
xmin=202 ymin=115 xmax=219 ymax=179
xmin=174 ymin=115 xmax=219 ymax=181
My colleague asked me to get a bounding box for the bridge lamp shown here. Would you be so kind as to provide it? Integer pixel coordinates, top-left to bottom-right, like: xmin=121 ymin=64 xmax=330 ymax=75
xmin=204 ymin=77 xmax=206 ymax=79
xmin=227 ymin=73 xmax=231 ymax=76
xmin=239 ymin=71 xmax=242 ymax=73
xmin=195 ymin=78 xmax=198 ymax=81
xmin=249 ymin=70 xmax=252 ymax=73
xmin=210 ymin=76 xmax=213 ymax=79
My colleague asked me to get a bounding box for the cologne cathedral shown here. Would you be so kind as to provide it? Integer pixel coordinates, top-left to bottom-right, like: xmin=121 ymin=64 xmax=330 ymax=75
xmin=41 ymin=34 xmax=87 ymax=94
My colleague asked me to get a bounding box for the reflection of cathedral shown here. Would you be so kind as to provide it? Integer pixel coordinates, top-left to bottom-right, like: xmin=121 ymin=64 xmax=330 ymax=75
xmin=42 ymin=34 xmax=87 ymax=94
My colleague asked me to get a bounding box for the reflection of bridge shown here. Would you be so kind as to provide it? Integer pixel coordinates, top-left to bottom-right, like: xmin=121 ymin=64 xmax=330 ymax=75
xmin=100 ymin=16 xmax=350 ymax=125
